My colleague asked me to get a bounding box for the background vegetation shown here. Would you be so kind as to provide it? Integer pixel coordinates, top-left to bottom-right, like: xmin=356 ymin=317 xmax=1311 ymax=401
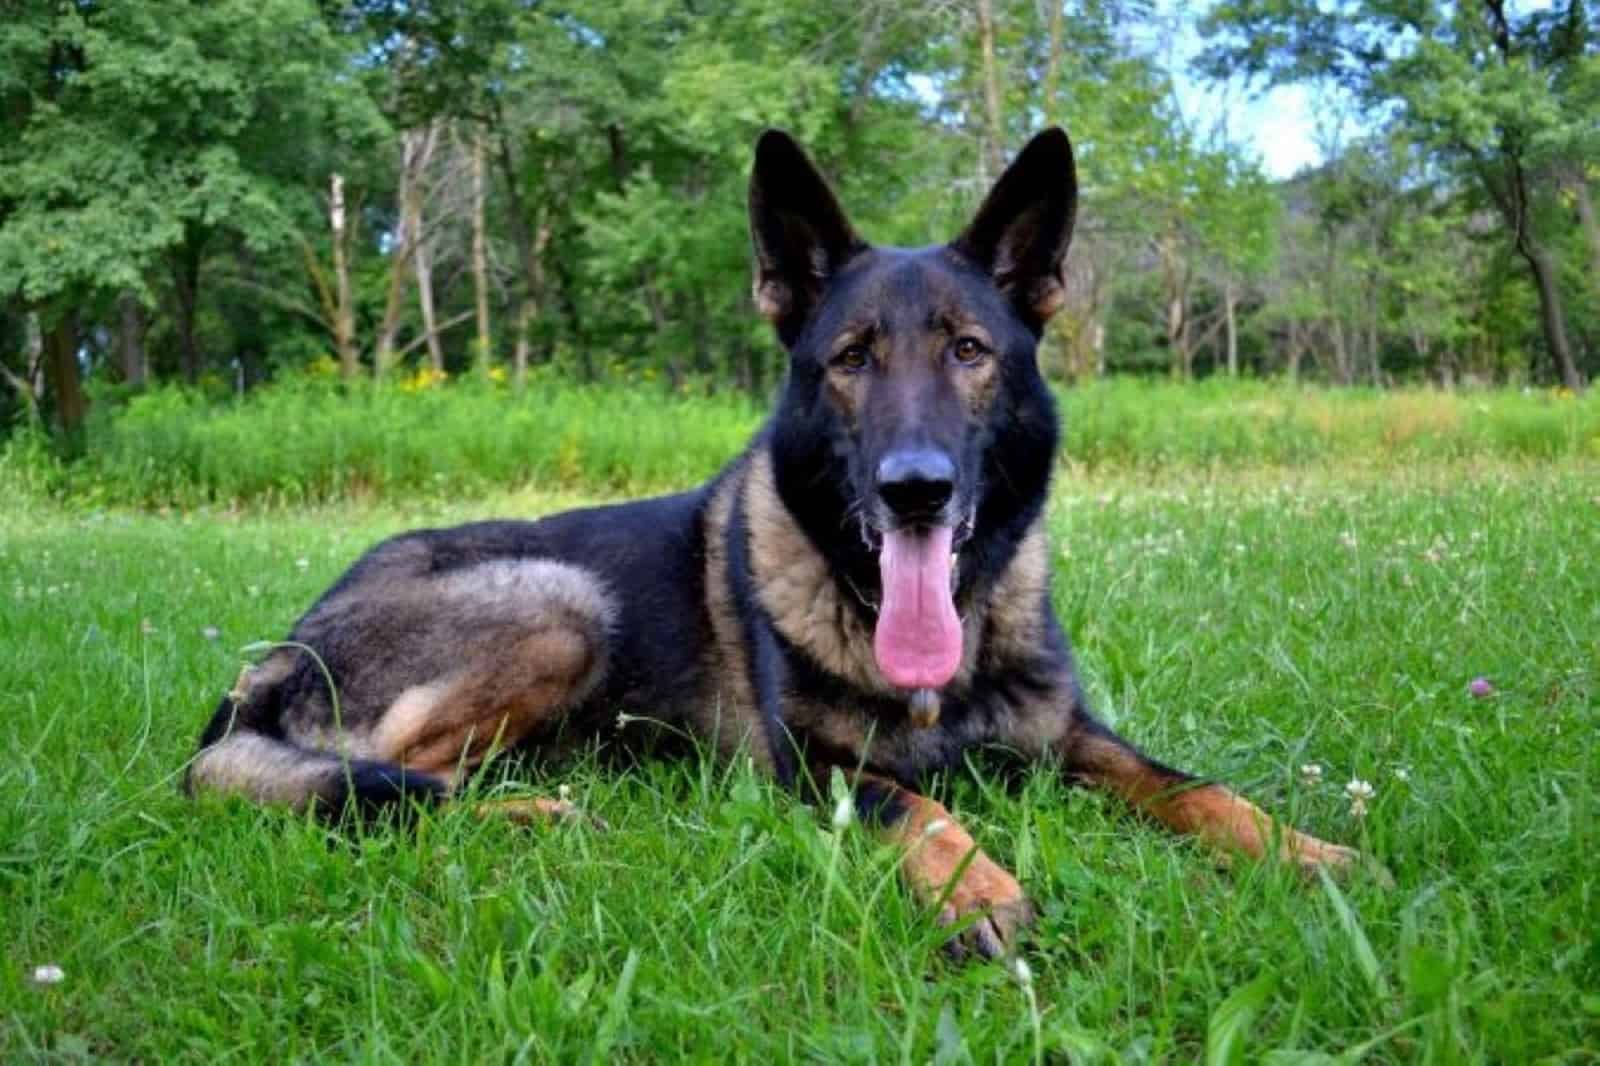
xmin=3 ymin=0 xmax=1598 ymax=457
xmin=1 ymin=374 xmax=1595 ymax=509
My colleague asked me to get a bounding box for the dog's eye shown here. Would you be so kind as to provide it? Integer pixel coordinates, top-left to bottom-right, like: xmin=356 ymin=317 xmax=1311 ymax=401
xmin=833 ymin=345 xmax=871 ymax=372
xmin=953 ymin=337 xmax=988 ymax=365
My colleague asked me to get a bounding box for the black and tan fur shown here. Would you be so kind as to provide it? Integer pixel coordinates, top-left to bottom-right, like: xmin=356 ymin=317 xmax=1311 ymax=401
xmin=188 ymin=128 xmax=1357 ymax=957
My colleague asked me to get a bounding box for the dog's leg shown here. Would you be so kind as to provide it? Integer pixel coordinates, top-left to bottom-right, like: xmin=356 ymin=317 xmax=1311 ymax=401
xmin=848 ymin=772 xmax=1034 ymax=958
xmin=470 ymin=796 xmax=606 ymax=828
xmin=372 ymin=625 xmax=599 ymax=778
xmin=366 ymin=623 xmax=606 ymax=826
xmin=1057 ymin=716 xmax=1357 ymax=873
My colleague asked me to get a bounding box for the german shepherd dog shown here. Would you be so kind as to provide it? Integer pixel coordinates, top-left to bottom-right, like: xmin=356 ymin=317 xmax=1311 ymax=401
xmin=188 ymin=128 xmax=1357 ymax=958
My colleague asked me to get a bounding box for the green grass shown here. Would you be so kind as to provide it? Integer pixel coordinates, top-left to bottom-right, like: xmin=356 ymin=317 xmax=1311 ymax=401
xmin=4 ymin=375 xmax=1598 ymax=509
xmin=2 ymin=461 xmax=1596 ymax=1062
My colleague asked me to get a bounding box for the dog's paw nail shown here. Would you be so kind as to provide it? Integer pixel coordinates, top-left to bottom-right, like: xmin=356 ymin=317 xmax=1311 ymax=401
xmin=973 ymin=919 xmax=1006 ymax=960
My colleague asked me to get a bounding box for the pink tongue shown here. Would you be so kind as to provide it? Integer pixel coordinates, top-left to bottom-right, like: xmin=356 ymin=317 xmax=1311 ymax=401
xmin=874 ymin=526 xmax=962 ymax=690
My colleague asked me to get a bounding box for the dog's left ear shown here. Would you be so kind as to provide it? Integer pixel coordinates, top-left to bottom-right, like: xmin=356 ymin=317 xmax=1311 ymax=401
xmin=951 ymin=128 xmax=1078 ymax=331
xmin=749 ymin=129 xmax=869 ymax=347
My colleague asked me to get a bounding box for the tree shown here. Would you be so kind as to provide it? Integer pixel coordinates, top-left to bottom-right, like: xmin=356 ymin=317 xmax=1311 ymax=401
xmin=1200 ymin=0 xmax=1595 ymax=387
xmin=0 ymin=0 xmax=387 ymax=413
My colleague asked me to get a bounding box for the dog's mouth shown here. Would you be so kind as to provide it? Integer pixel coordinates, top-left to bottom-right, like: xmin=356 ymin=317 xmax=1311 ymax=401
xmin=868 ymin=513 xmax=972 ymax=692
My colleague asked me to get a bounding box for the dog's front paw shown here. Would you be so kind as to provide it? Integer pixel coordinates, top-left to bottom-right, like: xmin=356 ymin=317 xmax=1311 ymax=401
xmin=1287 ymin=831 xmax=1394 ymax=889
xmin=933 ymin=854 xmax=1035 ymax=960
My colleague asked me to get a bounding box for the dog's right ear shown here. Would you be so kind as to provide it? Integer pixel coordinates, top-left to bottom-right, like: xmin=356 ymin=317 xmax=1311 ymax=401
xmin=748 ymin=130 xmax=868 ymax=346
xmin=951 ymin=128 xmax=1078 ymax=333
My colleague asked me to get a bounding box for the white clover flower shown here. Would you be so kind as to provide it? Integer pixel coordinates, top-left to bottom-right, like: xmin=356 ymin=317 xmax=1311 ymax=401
xmin=831 ymin=792 xmax=854 ymax=830
xmin=1299 ymin=763 xmax=1324 ymax=786
xmin=30 ymin=964 xmax=65 ymax=986
xmin=1339 ymin=531 xmax=1359 ymax=549
xmin=1393 ymin=767 xmax=1411 ymax=783
xmin=1345 ymin=778 xmax=1376 ymax=818
xmin=295 ymin=557 xmax=310 ymax=570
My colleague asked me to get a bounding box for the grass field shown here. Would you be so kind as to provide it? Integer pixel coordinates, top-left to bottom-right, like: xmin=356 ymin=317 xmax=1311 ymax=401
xmin=3 ymin=459 xmax=1596 ymax=1062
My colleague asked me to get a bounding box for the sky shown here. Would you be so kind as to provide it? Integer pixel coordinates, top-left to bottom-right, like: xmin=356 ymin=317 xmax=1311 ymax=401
xmin=1157 ymin=0 xmax=1329 ymax=180
xmin=1184 ymin=83 xmax=1327 ymax=179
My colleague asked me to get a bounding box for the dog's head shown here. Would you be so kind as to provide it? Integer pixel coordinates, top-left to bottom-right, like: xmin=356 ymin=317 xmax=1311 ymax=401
xmin=752 ymin=130 xmax=1076 ymax=692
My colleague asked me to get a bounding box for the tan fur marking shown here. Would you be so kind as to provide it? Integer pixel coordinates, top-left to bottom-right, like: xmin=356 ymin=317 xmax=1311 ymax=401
xmin=369 ymin=680 xmax=453 ymax=762
xmin=743 ymin=449 xmax=981 ymax=696
xmin=229 ymin=650 xmax=295 ymax=706
xmin=1157 ymin=785 xmax=1358 ymax=870
xmin=472 ymin=796 xmax=603 ymax=828
xmin=697 ymin=464 xmax=772 ymax=766
xmin=981 ymin=517 xmax=1051 ymax=665
xmin=438 ymin=559 xmax=618 ymax=631
xmin=950 ymin=345 xmax=1000 ymax=418
xmin=753 ymin=279 xmax=788 ymax=321
xmin=187 ymin=733 xmax=346 ymax=810
xmin=340 ymin=559 xmax=618 ymax=779
xmin=824 ymin=370 xmax=863 ymax=425
xmin=1072 ymin=731 xmax=1357 ymax=872
xmin=858 ymin=773 xmax=1031 ymax=952
xmin=393 ymin=627 xmax=598 ymax=779
xmin=1030 ymin=275 xmax=1067 ymax=321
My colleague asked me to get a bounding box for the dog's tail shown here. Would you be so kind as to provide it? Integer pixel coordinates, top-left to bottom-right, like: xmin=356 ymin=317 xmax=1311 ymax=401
xmin=184 ymin=667 xmax=445 ymax=818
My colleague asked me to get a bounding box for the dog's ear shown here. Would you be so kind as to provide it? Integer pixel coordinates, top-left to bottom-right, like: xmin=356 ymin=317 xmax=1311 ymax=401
xmin=749 ymin=129 xmax=868 ymax=346
xmin=950 ymin=128 xmax=1078 ymax=331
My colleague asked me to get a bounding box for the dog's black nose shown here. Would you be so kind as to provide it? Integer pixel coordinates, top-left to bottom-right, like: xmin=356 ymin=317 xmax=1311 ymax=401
xmin=876 ymin=448 xmax=955 ymax=520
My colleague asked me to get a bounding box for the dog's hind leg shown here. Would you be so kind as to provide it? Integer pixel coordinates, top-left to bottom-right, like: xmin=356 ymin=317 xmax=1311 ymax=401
xmin=358 ymin=562 xmax=615 ymax=813
xmin=189 ymin=557 xmax=615 ymax=823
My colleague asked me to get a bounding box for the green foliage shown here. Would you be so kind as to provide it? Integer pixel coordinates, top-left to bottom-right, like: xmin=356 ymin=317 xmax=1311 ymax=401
xmin=1200 ymin=0 xmax=1599 ymax=386
xmin=0 ymin=0 xmax=382 ymax=305
xmin=5 ymin=378 xmax=1596 ymax=509
xmin=1 ymin=0 xmax=1595 ymax=445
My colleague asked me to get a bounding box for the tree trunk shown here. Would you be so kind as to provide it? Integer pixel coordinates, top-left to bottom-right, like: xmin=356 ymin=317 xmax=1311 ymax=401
xmin=43 ymin=310 xmax=86 ymax=454
xmin=1328 ymin=316 xmax=1352 ymax=385
xmin=1565 ymin=168 xmax=1600 ymax=300
xmin=642 ymin=283 xmax=680 ymax=390
xmin=117 ymin=292 xmax=147 ymax=387
xmin=605 ymin=122 xmax=671 ymax=369
xmin=375 ymin=126 xmax=436 ymax=378
xmin=510 ymin=221 xmax=551 ymax=392
xmin=414 ymin=205 xmax=445 ymax=372
xmin=1040 ymin=0 xmax=1064 ymax=119
xmin=1519 ymin=239 xmax=1581 ymax=389
xmin=1224 ymin=281 xmax=1238 ymax=377
xmin=1158 ymin=233 xmax=1191 ymax=379
xmin=1286 ymin=319 xmax=1303 ymax=382
xmin=975 ymin=0 xmax=1005 ymax=178
xmin=488 ymin=104 xmax=552 ymax=385
xmin=329 ymin=172 xmax=358 ymax=380
xmin=171 ymin=233 xmax=205 ymax=383
xmin=1366 ymin=293 xmax=1381 ymax=386
xmin=511 ymin=297 xmax=535 ymax=391
xmin=0 ymin=313 xmax=44 ymax=417
xmin=471 ymin=129 xmax=493 ymax=374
